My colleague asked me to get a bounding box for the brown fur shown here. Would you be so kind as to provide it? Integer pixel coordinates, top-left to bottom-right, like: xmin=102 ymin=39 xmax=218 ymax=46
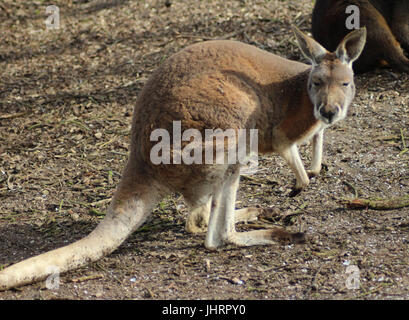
xmin=312 ymin=0 xmax=409 ymax=73
xmin=130 ymin=40 xmax=316 ymax=193
xmin=0 ymin=28 xmax=367 ymax=291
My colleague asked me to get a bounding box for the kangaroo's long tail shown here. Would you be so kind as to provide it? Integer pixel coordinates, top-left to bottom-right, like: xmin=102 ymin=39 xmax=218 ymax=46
xmin=0 ymin=172 xmax=160 ymax=291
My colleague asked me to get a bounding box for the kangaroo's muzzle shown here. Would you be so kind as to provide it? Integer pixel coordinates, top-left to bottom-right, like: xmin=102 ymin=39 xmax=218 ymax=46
xmin=318 ymin=104 xmax=340 ymax=124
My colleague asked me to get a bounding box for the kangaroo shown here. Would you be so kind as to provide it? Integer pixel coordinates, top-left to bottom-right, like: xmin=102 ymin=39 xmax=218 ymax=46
xmin=312 ymin=0 xmax=409 ymax=73
xmin=0 ymin=27 xmax=366 ymax=291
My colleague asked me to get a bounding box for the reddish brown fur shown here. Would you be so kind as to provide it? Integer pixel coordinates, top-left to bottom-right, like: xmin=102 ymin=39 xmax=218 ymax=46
xmin=312 ymin=0 xmax=409 ymax=73
xmin=0 ymin=29 xmax=367 ymax=291
xmin=126 ymin=41 xmax=315 ymax=194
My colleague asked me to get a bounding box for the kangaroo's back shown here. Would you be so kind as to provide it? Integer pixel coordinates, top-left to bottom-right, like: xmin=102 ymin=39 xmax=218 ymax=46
xmin=131 ymin=40 xmax=312 ymax=163
xmin=136 ymin=40 xmax=311 ymax=106
xmin=312 ymin=0 xmax=409 ymax=73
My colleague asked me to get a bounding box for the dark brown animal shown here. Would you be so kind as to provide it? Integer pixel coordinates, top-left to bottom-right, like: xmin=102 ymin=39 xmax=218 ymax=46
xmin=312 ymin=0 xmax=409 ymax=73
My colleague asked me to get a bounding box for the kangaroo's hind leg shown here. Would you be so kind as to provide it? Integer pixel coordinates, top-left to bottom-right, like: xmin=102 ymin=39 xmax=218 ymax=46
xmin=185 ymin=198 xmax=260 ymax=234
xmin=205 ymin=165 xmax=305 ymax=249
xmin=234 ymin=207 xmax=261 ymax=223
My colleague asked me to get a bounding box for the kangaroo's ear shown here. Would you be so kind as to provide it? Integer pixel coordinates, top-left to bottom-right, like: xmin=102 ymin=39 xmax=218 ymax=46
xmin=335 ymin=27 xmax=367 ymax=65
xmin=292 ymin=26 xmax=328 ymax=65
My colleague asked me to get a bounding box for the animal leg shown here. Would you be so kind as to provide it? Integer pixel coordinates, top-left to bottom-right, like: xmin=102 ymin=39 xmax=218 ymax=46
xmin=279 ymin=144 xmax=310 ymax=196
xmin=205 ymin=166 xmax=305 ymax=249
xmin=308 ymin=129 xmax=324 ymax=177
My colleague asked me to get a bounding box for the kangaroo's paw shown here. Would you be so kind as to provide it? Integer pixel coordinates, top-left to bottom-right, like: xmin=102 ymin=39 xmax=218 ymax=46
xmin=307 ymin=169 xmax=319 ymax=178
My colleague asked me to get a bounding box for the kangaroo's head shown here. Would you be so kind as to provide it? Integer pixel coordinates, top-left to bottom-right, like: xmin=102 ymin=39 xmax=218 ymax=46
xmin=293 ymin=26 xmax=366 ymax=125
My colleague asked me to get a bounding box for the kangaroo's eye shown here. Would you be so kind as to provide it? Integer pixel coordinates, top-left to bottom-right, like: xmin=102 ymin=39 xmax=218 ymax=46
xmin=342 ymin=82 xmax=350 ymax=87
xmin=313 ymin=81 xmax=321 ymax=87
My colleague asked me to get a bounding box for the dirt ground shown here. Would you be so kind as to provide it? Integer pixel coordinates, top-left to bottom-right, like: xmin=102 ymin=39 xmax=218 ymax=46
xmin=0 ymin=0 xmax=408 ymax=300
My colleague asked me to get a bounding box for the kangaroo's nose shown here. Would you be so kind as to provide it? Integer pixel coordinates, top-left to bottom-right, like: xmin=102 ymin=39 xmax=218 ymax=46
xmin=320 ymin=105 xmax=339 ymax=123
